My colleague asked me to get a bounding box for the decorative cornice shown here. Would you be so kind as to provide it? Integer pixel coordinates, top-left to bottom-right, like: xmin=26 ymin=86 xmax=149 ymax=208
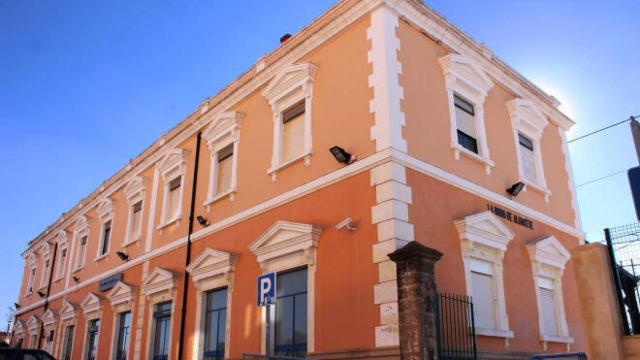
xmin=60 ymin=300 xmax=78 ymax=321
xmin=107 ymin=281 xmax=136 ymax=307
xmin=527 ymin=235 xmax=571 ymax=271
xmin=454 ymin=211 xmax=515 ymax=252
xmin=250 ymin=221 xmax=322 ymax=267
xmin=80 ymin=292 xmax=102 ymax=315
xmin=142 ymin=268 xmax=176 ymax=297
xmin=186 ymin=248 xmax=238 ymax=286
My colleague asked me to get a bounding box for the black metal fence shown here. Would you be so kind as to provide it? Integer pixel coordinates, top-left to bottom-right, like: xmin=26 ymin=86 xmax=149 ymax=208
xmin=530 ymin=352 xmax=587 ymax=359
xmin=604 ymin=223 xmax=640 ymax=335
xmin=436 ymin=293 xmax=477 ymax=360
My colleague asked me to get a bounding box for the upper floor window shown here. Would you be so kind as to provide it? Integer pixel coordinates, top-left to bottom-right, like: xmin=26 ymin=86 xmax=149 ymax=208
xmin=439 ymin=54 xmax=495 ymax=174
xmin=262 ymin=63 xmax=317 ymax=181
xmin=455 ymin=211 xmax=515 ymax=339
xmin=157 ymin=149 xmax=187 ymax=227
xmin=123 ymin=176 xmax=146 ymax=245
xmin=96 ymin=199 xmax=114 ymax=260
xmin=99 ymin=220 xmax=112 ymax=257
xmin=507 ymin=99 xmax=551 ymax=201
xmin=73 ymin=216 xmax=90 ymax=270
xmin=38 ymin=242 xmax=52 ymax=289
xmin=27 ymin=265 xmax=36 ymax=295
xmin=55 ymin=231 xmax=69 ymax=281
xmin=454 ymin=94 xmax=478 ymax=154
xmin=203 ymin=112 xmax=242 ymax=207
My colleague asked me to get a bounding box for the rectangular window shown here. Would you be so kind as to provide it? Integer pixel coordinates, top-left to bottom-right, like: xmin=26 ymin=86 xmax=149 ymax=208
xmin=99 ymin=221 xmax=111 ymax=256
xmin=471 ymin=271 xmax=496 ymax=330
xmin=281 ymin=101 xmax=305 ymax=163
xmin=115 ymin=311 xmax=131 ymax=360
xmin=76 ymin=236 xmax=87 ymax=269
xmin=57 ymin=248 xmax=67 ymax=279
xmin=130 ymin=201 xmax=143 ymax=240
xmin=203 ymin=288 xmax=227 ymax=360
xmin=275 ymin=268 xmax=307 ymax=357
xmin=215 ymin=145 xmax=234 ymax=196
xmin=518 ymin=133 xmax=537 ymax=183
xmin=27 ymin=267 xmax=36 ymax=293
xmin=40 ymin=259 xmax=50 ymax=288
xmin=85 ymin=319 xmax=100 ymax=360
xmin=152 ymin=302 xmax=172 ymax=360
xmin=454 ymin=94 xmax=478 ymax=154
xmin=167 ymin=176 xmax=182 ymax=221
xmin=30 ymin=334 xmax=38 ymax=349
xmin=62 ymin=325 xmax=75 ymax=360
xmin=539 ymin=286 xmax=559 ymax=336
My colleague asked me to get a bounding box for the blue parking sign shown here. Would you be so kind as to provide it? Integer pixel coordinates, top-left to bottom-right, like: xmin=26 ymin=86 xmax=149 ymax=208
xmin=257 ymin=272 xmax=276 ymax=307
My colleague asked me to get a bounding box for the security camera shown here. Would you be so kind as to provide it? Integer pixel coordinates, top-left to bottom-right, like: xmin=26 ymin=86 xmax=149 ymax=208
xmin=335 ymin=217 xmax=357 ymax=231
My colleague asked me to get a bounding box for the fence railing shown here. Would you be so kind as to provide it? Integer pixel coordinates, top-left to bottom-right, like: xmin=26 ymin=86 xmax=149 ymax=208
xmin=436 ymin=292 xmax=477 ymax=360
xmin=530 ymin=352 xmax=587 ymax=359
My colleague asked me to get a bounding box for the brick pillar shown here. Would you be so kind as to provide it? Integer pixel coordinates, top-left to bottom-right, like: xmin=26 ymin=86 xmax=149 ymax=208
xmin=389 ymin=242 xmax=443 ymax=360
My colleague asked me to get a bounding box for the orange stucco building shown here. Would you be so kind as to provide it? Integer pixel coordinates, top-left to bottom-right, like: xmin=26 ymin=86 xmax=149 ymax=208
xmin=11 ymin=1 xmax=588 ymax=359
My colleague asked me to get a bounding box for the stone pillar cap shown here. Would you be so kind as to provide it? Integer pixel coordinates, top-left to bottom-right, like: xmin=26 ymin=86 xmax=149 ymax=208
xmin=388 ymin=241 xmax=443 ymax=263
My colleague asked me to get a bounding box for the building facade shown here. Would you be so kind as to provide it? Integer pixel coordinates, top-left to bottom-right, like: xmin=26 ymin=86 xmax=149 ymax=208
xmin=11 ymin=1 xmax=588 ymax=359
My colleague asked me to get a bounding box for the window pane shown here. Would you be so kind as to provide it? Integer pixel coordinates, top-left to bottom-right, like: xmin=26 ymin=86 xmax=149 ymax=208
xmin=216 ymin=151 xmax=233 ymax=195
xmin=169 ymin=176 xmax=181 ymax=190
xmin=457 ymin=130 xmax=478 ymax=154
xmin=168 ymin=184 xmax=181 ymax=220
xmin=471 ymin=271 xmax=496 ymax=329
xmin=455 ymin=106 xmax=476 ymax=138
xmin=454 ymin=94 xmax=475 ymax=115
xmin=519 ymin=135 xmax=537 ymax=183
xmin=116 ymin=312 xmax=131 ymax=360
xmin=277 ymin=269 xmax=307 ymax=297
xmin=540 ymin=287 xmax=558 ymax=336
xmin=275 ymin=268 xmax=307 ymax=357
xmin=281 ymin=104 xmax=305 ymax=163
xmin=275 ymin=296 xmax=294 ymax=354
xmin=63 ymin=325 xmax=74 ymax=360
xmin=101 ymin=221 xmax=111 ymax=255
xmin=282 ymin=101 xmax=305 ymax=123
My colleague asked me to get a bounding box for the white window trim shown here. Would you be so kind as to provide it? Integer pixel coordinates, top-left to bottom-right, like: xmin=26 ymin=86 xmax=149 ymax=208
xmin=249 ymin=220 xmax=321 ymax=354
xmin=262 ymin=63 xmax=317 ymax=181
xmin=454 ymin=211 xmax=515 ymax=341
xmin=507 ymin=98 xmax=552 ymax=201
xmin=41 ymin=308 xmax=58 ymax=354
xmin=54 ymin=231 xmax=69 ymax=282
xmin=439 ymin=54 xmax=495 ymax=174
xmin=107 ymin=281 xmax=136 ymax=360
xmin=527 ymin=235 xmax=573 ymax=349
xmin=27 ymin=315 xmax=41 ymax=347
xmin=80 ymin=293 xmax=103 ymax=360
xmin=123 ymin=176 xmax=147 ymax=246
xmin=13 ymin=320 xmax=25 ymax=338
xmin=203 ymin=112 xmax=242 ymax=208
xmin=25 ymin=253 xmax=36 ymax=296
xmin=186 ymin=248 xmax=238 ymax=359
xmin=38 ymin=242 xmax=53 ymax=290
xmin=142 ymin=268 xmax=177 ymax=360
xmin=57 ymin=312 xmax=77 ymax=360
xmin=73 ymin=216 xmax=90 ymax=271
xmin=157 ymin=149 xmax=188 ymax=228
xmin=95 ymin=199 xmax=115 ymax=261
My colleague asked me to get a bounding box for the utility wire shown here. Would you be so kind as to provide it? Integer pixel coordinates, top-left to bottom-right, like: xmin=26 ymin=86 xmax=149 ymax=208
xmin=568 ymin=116 xmax=638 ymax=144
xmin=576 ymin=169 xmax=628 ymax=188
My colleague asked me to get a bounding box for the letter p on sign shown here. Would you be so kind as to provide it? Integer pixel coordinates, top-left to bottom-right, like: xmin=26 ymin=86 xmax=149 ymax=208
xmin=257 ymin=272 xmax=276 ymax=307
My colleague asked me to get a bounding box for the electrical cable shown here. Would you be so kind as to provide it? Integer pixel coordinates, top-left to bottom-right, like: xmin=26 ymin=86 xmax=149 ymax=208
xmin=576 ymin=169 xmax=628 ymax=188
xmin=568 ymin=116 xmax=638 ymax=144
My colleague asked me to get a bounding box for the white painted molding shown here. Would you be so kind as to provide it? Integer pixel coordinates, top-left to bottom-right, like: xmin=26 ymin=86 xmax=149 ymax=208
xmin=27 ymin=314 xmax=40 ymax=333
xmin=42 ymin=308 xmax=58 ymax=328
xmin=141 ymin=267 xmax=176 ymax=298
xmin=454 ymin=211 xmax=515 ymax=252
xmin=203 ymin=112 xmax=243 ymax=206
xmin=186 ymin=248 xmax=238 ymax=289
xmin=60 ymin=300 xmax=78 ymax=321
xmin=13 ymin=320 xmax=25 ymax=336
xmin=81 ymin=292 xmax=102 ymax=316
xmin=107 ymin=281 xmax=136 ymax=307
xmin=123 ymin=176 xmax=147 ymax=200
xmin=96 ymin=198 xmax=115 ymax=220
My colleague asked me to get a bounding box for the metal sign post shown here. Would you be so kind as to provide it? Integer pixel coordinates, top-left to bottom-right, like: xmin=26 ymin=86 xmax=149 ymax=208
xmin=258 ymin=272 xmax=276 ymax=360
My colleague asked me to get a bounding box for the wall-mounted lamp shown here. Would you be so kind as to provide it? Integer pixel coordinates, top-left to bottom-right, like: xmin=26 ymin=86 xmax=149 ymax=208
xmin=506 ymin=182 xmax=526 ymax=197
xmin=329 ymin=146 xmax=356 ymax=165
xmin=197 ymin=215 xmax=209 ymax=227
xmin=37 ymin=291 xmax=46 ymax=298
xmin=72 ymin=276 xmax=80 ymax=283
xmin=116 ymin=251 xmax=130 ymax=262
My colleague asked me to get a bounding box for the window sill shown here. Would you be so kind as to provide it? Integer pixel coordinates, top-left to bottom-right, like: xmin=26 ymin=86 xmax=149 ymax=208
xmin=267 ymin=151 xmax=311 ymax=181
xmin=476 ymin=328 xmax=514 ymax=338
xmin=521 ymin=178 xmax=551 ymax=202
xmin=72 ymin=266 xmax=84 ymax=273
xmin=540 ymin=334 xmax=574 ymax=344
xmin=122 ymin=237 xmax=141 ymax=248
xmin=203 ymin=188 xmax=236 ymax=208
xmin=157 ymin=216 xmax=181 ymax=230
xmin=451 ymin=143 xmax=494 ymax=174
xmin=94 ymin=254 xmax=108 ymax=262
xmin=53 ymin=277 xmax=63 ymax=283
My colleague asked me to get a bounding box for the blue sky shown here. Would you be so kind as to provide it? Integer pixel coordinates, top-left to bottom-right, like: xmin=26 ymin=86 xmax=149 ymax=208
xmin=1 ymin=0 xmax=638 ymax=324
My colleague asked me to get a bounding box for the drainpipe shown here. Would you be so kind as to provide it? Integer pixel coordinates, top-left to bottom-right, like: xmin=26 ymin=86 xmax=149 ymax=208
xmin=37 ymin=241 xmax=58 ymax=351
xmin=177 ymin=131 xmax=202 ymax=360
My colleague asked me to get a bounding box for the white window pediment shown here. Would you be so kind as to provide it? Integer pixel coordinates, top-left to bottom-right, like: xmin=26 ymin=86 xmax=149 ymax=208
xmin=39 ymin=241 xmax=53 ymax=257
xmin=124 ymin=176 xmax=147 ymax=200
xmin=455 ymin=211 xmax=515 ymax=253
xmin=203 ymin=112 xmax=242 ymax=146
xmin=142 ymin=268 xmax=176 ymax=298
xmin=527 ymin=235 xmax=571 ymax=271
xmin=25 ymin=252 xmax=36 ymax=267
xmin=262 ymin=63 xmax=317 ymax=104
xmin=96 ymin=198 xmax=114 ymax=220
xmin=27 ymin=315 xmax=40 ymax=333
xmin=250 ymin=221 xmax=322 ymax=273
xmin=203 ymin=112 xmax=242 ymax=205
xmin=158 ymin=149 xmax=188 ymax=180
xmin=75 ymin=215 xmax=89 ymax=233
xmin=187 ymin=248 xmax=238 ymax=290
xmin=56 ymin=230 xmax=68 ymax=246
xmin=81 ymin=292 xmax=102 ymax=316
xmin=13 ymin=320 xmax=25 ymax=335
xmin=439 ymin=54 xmax=493 ymax=98
xmin=60 ymin=300 xmax=78 ymax=321
xmin=42 ymin=309 xmax=58 ymax=328
xmin=108 ymin=281 xmax=136 ymax=307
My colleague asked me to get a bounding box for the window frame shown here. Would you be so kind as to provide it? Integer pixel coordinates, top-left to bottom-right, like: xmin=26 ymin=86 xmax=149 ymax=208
xmin=141 ymin=267 xmax=177 ymax=360
xmin=454 ymin=211 xmax=515 ymax=340
xmin=25 ymin=253 xmax=37 ymax=296
xmin=262 ymin=63 xmax=317 ymax=181
xmin=72 ymin=216 xmax=90 ymax=271
xmin=203 ymin=112 xmax=242 ymax=207
xmin=54 ymin=231 xmax=69 ymax=282
xmin=123 ymin=176 xmax=146 ymax=246
xmin=157 ymin=149 xmax=187 ymax=228
xmin=108 ymin=281 xmax=135 ymax=360
xmin=80 ymin=293 xmax=102 ymax=360
xmin=272 ymin=267 xmax=309 ymax=357
xmin=439 ymin=54 xmax=495 ymax=174
xmin=38 ymin=242 xmax=52 ymax=290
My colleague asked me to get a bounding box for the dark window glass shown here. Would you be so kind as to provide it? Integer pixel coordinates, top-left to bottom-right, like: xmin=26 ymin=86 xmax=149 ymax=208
xmin=454 ymin=94 xmax=475 ymax=115
xmin=115 ymin=311 xmax=131 ymax=360
xmin=518 ymin=133 xmax=534 ymax=151
xmin=217 ymin=144 xmax=234 ymax=162
xmin=282 ymin=101 xmax=305 ymax=124
xmin=85 ymin=319 xmax=100 ymax=360
xmin=81 ymin=236 xmax=87 ymax=245
xmin=16 ymin=337 xmax=23 ymax=349
xmin=133 ymin=201 xmax=142 ymax=213
xmin=457 ymin=130 xmax=478 ymax=154
xmin=100 ymin=221 xmax=111 ymax=255
xmin=152 ymin=302 xmax=172 ymax=360
xmin=169 ymin=177 xmax=181 ymax=191
xmin=62 ymin=325 xmax=74 ymax=360
xmin=203 ymin=288 xmax=228 ymax=360
xmin=274 ymin=268 xmax=307 ymax=357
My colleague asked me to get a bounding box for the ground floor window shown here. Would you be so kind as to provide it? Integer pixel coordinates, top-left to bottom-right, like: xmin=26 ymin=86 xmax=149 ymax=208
xmin=62 ymin=325 xmax=74 ymax=360
xmin=115 ymin=311 xmax=131 ymax=360
xmin=275 ymin=268 xmax=307 ymax=357
xmin=203 ymin=288 xmax=227 ymax=360
xmin=29 ymin=334 xmax=37 ymax=349
xmin=152 ymin=302 xmax=172 ymax=360
xmin=15 ymin=337 xmax=23 ymax=349
xmin=470 ymin=269 xmax=496 ymax=330
xmin=85 ymin=319 xmax=100 ymax=360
